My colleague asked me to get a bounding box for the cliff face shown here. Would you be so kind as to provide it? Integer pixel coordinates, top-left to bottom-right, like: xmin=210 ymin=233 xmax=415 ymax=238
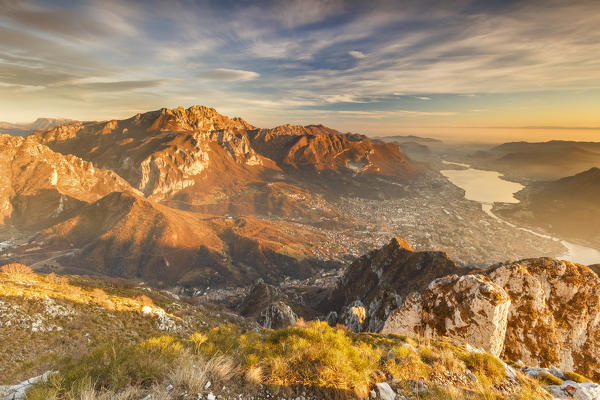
xmin=34 ymin=106 xmax=275 ymax=202
xmin=379 ymin=256 xmax=600 ymax=380
xmin=0 ymin=134 xmax=135 ymax=228
xmin=382 ymin=274 xmax=511 ymax=356
xmin=487 ymin=259 xmax=600 ymax=379
xmin=325 ymin=238 xmax=462 ymax=332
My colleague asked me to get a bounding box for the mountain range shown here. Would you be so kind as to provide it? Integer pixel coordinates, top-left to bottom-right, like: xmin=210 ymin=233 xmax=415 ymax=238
xmin=0 ymin=105 xmax=417 ymax=287
xmin=0 ymin=118 xmax=77 ymax=136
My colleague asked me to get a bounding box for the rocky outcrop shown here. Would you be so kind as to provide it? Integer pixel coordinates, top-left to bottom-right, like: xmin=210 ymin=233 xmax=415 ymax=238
xmin=381 ymin=257 xmax=600 ymax=380
xmin=238 ymin=280 xmax=300 ymax=329
xmin=258 ymin=301 xmax=298 ymax=329
xmin=488 ymin=258 xmax=600 ymax=380
xmin=0 ymin=371 xmax=55 ymax=400
xmin=382 ymin=274 xmax=511 ymax=356
xmin=325 ymin=238 xmax=463 ymax=332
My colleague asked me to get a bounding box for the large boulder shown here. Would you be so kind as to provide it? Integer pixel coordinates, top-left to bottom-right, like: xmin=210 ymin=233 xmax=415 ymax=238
xmin=238 ymin=280 xmax=299 ymax=329
xmin=382 ymin=274 xmax=511 ymax=356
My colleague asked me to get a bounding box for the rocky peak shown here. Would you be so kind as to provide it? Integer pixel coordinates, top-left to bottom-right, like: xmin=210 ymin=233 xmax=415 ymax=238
xmin=145 ymin=105 xmax=253 ymax=133
xmin=325 ymin=237 xmax=462 ymax=332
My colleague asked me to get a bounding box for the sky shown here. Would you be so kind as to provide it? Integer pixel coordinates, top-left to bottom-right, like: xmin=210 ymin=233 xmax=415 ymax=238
xmin=1 ymin=0 xmax=600 ymax=142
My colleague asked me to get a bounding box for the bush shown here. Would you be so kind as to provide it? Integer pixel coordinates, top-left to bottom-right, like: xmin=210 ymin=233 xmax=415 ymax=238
xmin=462 ymin=352 xmax=506 ymax=384
xmin=1 ymin=263 xmax=33 ymax=276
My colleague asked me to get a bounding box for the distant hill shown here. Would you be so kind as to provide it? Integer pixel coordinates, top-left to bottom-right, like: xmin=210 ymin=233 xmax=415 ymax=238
xmin=495 ymin=167 xmax=600 ymax=248
xmin=374 ymin=134 xmax=442 ymax=143
xmin=0 ymin=118 xmax=77 ymax=136
xmin=473 ymin=140 xmax=600 ymax=181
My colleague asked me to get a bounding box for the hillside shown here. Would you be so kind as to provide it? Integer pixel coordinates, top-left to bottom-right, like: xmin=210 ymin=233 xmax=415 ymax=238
xmin=472 ymin=141 xmax=600 ymax=181
xmin=494 ymin=167 xmax=600 ymax=248
xmin=0 ymin=135 xmax=136 ymax=229
xmin=4 ymin=191 xmax=335 ymax=287
xmin=0 ymin=266 xmax=585 ymax=400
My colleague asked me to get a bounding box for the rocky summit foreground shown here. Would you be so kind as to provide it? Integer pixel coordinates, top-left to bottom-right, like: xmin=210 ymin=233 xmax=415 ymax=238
xmin=2 ymin=265 xmax=600 ymax=400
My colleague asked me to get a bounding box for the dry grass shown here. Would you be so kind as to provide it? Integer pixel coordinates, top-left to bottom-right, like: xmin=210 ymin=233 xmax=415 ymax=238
xmin=0 ymin=271 xmax=234 ymax=386
xmin=26 ymin=320 xmax=559 ymax=400
xmin=168 ymin=353 xmax=236 ymax=393
xmin=564 ymin=370 xmax=591 ymax=383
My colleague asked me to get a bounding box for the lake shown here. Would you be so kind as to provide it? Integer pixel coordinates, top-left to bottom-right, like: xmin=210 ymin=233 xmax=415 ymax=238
xmin=441 ymin=161 xmax=600 ymax=265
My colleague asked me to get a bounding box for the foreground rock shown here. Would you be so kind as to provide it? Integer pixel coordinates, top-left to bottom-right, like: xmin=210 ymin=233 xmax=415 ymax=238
xmin=382 ymin=274 xmax=511 ymax=356
xmin=488 ymin=258 xmax=600 ymax=380
xmin=0 ymin=371 xmax=54 ymax=400
xmin=382 ymin=257 xmax=600 ymax=380
xmin=237 ymin=280 xmax=300 ymax=329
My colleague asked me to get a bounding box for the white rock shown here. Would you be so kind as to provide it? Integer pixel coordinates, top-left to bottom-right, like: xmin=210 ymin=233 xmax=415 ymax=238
xmin=382 ymin=274 xmax=511 ymax=357
xmin=375 ymin=382 xmax=396 ymax=400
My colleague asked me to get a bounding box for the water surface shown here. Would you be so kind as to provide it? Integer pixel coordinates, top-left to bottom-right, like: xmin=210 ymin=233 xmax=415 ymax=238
xmin=441 ymin=162 xmax=600 ymax=265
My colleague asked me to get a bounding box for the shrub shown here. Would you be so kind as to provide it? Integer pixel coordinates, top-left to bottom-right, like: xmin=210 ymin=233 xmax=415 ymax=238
xmin=461 ymin=352 xmax=506 ymax=384
xmin=1 ymin=263 xmax=33 ymax=276
xmin=91 ymin=288 xmax=115 ymax=310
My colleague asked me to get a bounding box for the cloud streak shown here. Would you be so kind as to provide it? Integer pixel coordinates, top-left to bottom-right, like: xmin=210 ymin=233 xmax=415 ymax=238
xmin=199 ymin=69 xmax=260 ymax=81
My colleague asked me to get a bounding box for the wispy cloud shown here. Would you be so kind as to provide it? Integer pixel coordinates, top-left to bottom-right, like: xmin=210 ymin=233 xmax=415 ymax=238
xmin=0 ymin=0 xmax=599 ymax=138
xmin=198 ymin=68 xmax=260 ymax=81
xmin=348 ymin=50 xmax=366 ymax=59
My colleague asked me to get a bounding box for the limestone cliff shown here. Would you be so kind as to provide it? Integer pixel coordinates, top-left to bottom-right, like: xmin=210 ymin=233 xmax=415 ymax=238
xmin=381 ymin=257 xmax=600 ymax=380
xmin=0 ymin=134 xmax=135 ymax=228
xmin=382 ymin=274 xmax=511 ymax=356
